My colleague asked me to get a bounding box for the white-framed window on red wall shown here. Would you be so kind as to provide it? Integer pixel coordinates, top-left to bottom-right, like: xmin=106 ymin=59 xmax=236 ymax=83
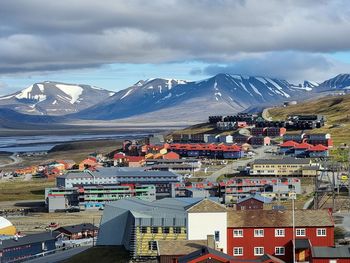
xmin=233 ymin=247 xmax=243 ymax=256
xmin=316 ymin=228 xmax=326 ymax=236
xmin=233 ymin=229 xmax=243 ymax=237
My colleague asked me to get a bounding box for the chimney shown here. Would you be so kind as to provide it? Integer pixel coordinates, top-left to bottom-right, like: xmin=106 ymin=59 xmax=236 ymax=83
xmin=206 ymin=234 xmax=215 ymax=249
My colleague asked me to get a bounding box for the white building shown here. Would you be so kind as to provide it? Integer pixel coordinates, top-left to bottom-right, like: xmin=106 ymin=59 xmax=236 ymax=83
xmin=186 ymin=199 xmax=228 ymax=253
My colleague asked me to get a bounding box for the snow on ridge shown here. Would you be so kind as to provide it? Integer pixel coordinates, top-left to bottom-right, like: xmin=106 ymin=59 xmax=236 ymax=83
xmin=120 ymin=88 xmax=134 ymax=100
xmin=91 ymin=85 xmax=103 ymax=90
xmin=15 ymin=85 xmax=33 ymax=99
xmin=55 ymin=84 xmax=83 ymax=104
xmin=52 ymin=100 xmax=57 ymax=105
xmin=109 ymin=92 xmax=115 ymax=97
xmin=249 ymin=83 xmax=263 ymax=97
xmin=37 ymin=84 xmax=44 ymax=92
xmin=0 ymin=94 xmax=15 ymax=100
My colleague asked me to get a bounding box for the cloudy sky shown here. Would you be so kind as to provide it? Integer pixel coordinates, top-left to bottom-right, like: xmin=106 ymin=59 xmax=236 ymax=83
xmin=1 ymin=0 xmax=350 ymax=93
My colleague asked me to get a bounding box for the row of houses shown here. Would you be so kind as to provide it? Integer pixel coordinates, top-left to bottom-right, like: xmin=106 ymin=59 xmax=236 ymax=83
xmin=208 ymin=114 xmax=257 ymax=124
xmin=283 ymin=133 xmax=333 ymax=147
xmin=280 ymin=141 xmax=329 ymax=158
xmin=172 ymin=178 xmax=302 ymax=203
xmin=168 ymin=143 xmax=245 ymax=159
xmin=251 ymin=127 xmax=287 ymax=137
xmin=97 ymin=198 xmax=345 ymax=263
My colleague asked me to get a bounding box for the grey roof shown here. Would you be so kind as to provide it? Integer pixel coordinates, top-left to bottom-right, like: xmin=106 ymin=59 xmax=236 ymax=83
xmin=312 ymin=246 xmax=350 ymax=258
xmin=294 ymin=239 xmax=311 ymax=249
xmin=0 ymin=232 xmax=58 ymax=250
xmin=237 ymin=194 xmax=272 ymax=204
xmin=145 ymin=159 xmax=199 ymax=163
xmin=58 ymin=167 xmax=180 ymax=180
xmin=254 ymin=158 xmax=312 ymax=165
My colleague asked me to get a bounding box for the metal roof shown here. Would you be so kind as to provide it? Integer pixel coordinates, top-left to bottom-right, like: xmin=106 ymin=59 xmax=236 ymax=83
xmin=237 ymin=194 xmax=272 ymax=204
xmin=58 ymin=167 xmax=180 ymax=180
xmin=253 ymin=158 xmax=312 ymax=165
xmin=312 ymin=246 xmax=350 ymax=258
xmin=0 ymin=232 xmax=58 ymax=250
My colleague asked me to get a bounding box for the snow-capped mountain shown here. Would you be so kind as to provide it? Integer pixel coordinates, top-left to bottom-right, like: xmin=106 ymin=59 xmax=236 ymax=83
xmin=0 ymin=81 xmax=115 ymax=115
xmin=75 ymin=74 xmax=313 ymax=121
xmin=318 ymin=74 xmax=350 ymax=90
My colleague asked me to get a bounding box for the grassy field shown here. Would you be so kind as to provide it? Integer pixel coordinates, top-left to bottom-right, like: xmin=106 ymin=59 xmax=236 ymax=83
xmin=267 ymin=94 xmax=350 ymax=145
xmin=0 ymin=179 xmax=55 ymax=202
xmin=63 ymin=246 xmax=129 ymax=263
xmin=171 ymin=122 xmax=217 ymax=135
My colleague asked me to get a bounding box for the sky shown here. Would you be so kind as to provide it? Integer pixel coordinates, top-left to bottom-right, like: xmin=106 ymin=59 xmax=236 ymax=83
xmin=1 ymin=0 xmax=350 ymax=94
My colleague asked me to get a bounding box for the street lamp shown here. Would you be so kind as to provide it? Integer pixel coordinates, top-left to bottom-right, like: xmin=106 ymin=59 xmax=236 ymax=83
xmin=290 ymin=191 xmax=297 ymax=263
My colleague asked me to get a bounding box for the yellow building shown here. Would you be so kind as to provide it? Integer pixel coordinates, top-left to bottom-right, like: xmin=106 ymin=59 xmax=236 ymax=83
xmin=251 ymin=157 xmax=319 ymax=177
xmin=0 ymin=217 xmax=16 ymax=235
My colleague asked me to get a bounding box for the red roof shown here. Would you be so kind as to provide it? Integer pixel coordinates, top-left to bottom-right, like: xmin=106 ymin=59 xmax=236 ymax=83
xmin=114 ymin=153 xmax=126 ymax=159
xmin=126 ymin=156 xmax=145 ymax=162
xmin=168 ymin=143 xmax=241 ymax=152
xmin=280 ymin=141 xmax=299 ymax=147
xmin=309 ymin=144 xmax=328 ymax=152
xmin=294 ymin=142 xmax=313 ymax=149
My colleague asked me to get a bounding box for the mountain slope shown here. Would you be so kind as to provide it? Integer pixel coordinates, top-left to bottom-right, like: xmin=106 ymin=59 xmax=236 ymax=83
xmin=75 ymin=74 xmax=312 ymax=121
xmin=0 ymin=81 xmax=114 ymax=115
xmin=317 ymin=74 xmax=350 ymax=91
xmin=267 ymin=94 xmax=350 ymax=145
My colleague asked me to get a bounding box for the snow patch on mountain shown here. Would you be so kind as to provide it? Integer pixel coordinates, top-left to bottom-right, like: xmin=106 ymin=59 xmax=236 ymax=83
xmin=55 ymin=84 xmax=83 ymax=104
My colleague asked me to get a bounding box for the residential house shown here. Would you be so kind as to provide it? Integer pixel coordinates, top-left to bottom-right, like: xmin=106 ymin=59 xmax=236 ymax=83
xmin=79 ymin=157 xmax=98 ymax=170
xmin=55 ymin=223 xmax=98 ymax=240
xmin=236 ymin=194 xmax=272 ymax=211
xmin=249 ymin=136 xmax=270 ymax=146
xmin=311 ymin=246 xmax=350 ymax=263
xmin=227 ymin=210 xmax=334 ymax=262
xmin=250 ymin=158 xmax=318 ymax=177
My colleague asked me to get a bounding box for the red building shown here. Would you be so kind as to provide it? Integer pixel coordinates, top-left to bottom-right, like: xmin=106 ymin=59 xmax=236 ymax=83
xmin=236 ymin=195 xmax=272 ymax=211
xmin=227 ymin=210 xmax=334 ymax=263
xmin=311 ymin=246 xmax=350 ymax=263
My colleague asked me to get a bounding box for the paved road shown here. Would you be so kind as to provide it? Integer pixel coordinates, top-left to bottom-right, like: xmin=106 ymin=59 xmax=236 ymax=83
xmin=0 ymin=153 xmax=22 ymax=167
xmin=25 ymin=246 xmax=90 ymax=263
xmin=206 ymin=145 xmax=277 ymax=182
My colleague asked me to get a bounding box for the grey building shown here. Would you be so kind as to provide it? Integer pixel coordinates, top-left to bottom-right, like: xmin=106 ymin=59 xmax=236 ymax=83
xmin=97 ymin=198 xmax=194 ymax=258
xmin=56 ymin=167 xmax=181 ymax=198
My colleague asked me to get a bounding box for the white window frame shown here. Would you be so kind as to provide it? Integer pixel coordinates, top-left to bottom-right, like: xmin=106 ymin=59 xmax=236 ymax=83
xmin=254 ymin=229 xmax=264 ymax=237
xmin=275 ymin=247 xmax=285 ymax=255
xmin=233 ymin=229 xmax=243 ymax=237
xmin=254 ymin=247 xmax=264 ymax=256
xmin=317 ymin=228 xmax=327 ymax=236
xmin=233 ymin=247 xmax=243 ymax=256
xmin=275 ymin=229 xmax=285 ymax=237
xmin=329 ymin=260 xmax=337 ymax=263
xmin=296 ymin=228 xmax=306 ymax=236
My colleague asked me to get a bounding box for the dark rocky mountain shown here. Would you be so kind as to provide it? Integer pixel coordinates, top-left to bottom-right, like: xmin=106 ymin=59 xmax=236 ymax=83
xmin=317 ymin=74 xmax=350 ymax=91
xmin=74 ymin=74 xmax=313 ymax=121
xmin=0 ymin=81 xmax=114 ymax=115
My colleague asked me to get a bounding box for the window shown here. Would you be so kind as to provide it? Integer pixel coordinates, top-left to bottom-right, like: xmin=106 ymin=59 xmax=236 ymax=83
xmin=329 ymin=260 xmax=337 ymax=263
xmin=254 ymin=247 xmax=264 ymax=256
xmin=275 ymin=229 xmax=285 ymax=237
xmin=233 ymin=229 xmax=243 ymax=237
xmin=151 ymin=227 xmax=158 ymax=234
xmin=254 ymin=229 xmax=264 ymax=237
xmin=296 ymin=228 xmax=306 ymax=236
xmin=162 ymin=227 xmax=170 ymax=234
xmin=215 ymin=231 xmax=220 ymax=242
xmin=148 ymin=241 xmax=157 ymax=251
xmin=173 ymin=227 xmax=181 ymax=234
xmin=275 ymin=247 xmax=285 ymax=255
xmin=317 ymin=228 xmax=326 ymax=236
xmin=140 ymin=226 xmax=147 ymax=233
xmin=233 ymin=247 xmax=243 ymax=256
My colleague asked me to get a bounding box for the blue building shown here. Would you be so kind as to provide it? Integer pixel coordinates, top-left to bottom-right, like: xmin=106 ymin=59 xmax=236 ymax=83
xmin=0 ymin=232 xmax=58 ymax=262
